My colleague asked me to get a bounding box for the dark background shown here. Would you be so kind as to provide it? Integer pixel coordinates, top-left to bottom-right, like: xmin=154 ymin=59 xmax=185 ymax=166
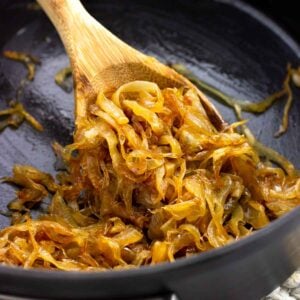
xmin=247 ymin=0 xmax=300 ymax=42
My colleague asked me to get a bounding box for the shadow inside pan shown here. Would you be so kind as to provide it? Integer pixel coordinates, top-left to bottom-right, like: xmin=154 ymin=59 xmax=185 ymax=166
xmin=0 ymin=0 xmax=299 ymax=231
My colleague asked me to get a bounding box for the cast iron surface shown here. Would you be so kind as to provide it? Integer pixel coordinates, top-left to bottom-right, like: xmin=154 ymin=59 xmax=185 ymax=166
xmin=0 ymin=0 xmax=299 ymax=299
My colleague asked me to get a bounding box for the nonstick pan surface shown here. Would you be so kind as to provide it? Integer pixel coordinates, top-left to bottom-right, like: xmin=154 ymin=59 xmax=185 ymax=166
xmin=0 ymin=1 xmax=299 ymax=299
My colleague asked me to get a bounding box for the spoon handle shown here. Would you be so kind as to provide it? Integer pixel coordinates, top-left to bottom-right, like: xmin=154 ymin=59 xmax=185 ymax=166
xmin=37 ymin=0 xmax=141 ymax=80
xmin=37 ymin=0 xmax=90 ymax=55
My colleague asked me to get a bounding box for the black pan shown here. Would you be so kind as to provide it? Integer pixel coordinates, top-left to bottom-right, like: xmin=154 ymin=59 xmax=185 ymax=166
xmin=0 ymin=0 xmax=299 ymax=299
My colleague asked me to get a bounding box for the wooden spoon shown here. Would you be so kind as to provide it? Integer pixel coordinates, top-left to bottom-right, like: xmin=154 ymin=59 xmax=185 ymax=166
xmin=37 ymin=0 xmax=224 ymax=130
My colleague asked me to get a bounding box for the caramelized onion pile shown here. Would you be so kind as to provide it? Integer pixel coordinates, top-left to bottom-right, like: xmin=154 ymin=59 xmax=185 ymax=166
xmin=1 ymin=81 xmax=299 ymax=270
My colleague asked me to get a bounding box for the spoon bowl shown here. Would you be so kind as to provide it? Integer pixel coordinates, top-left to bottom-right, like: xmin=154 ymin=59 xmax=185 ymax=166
xmin=37 ymin=0 xmax=224 ymax=130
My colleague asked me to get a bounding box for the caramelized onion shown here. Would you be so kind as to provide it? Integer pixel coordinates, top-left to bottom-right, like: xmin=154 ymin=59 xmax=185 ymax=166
xmin=0 ymin=81 xmax=299 ymax=270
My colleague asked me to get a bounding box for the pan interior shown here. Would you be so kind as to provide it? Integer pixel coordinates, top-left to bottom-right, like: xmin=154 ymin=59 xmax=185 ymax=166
xmin=0 ymin=0 xmax=299 ymax=231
